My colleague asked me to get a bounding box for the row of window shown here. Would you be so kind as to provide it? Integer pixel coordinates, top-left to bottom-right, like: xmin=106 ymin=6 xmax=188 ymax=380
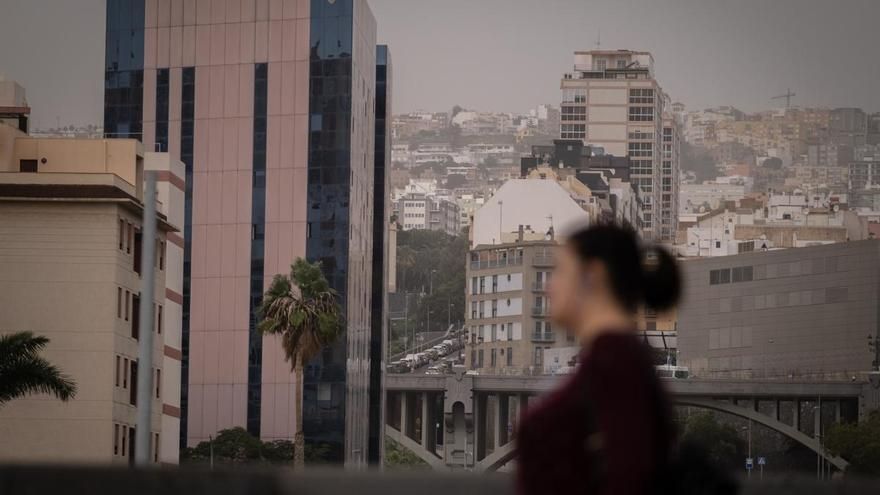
xmin=470 ymin=347 xmax=515 ymax=369
xmin=707 ymin=287 xmax=850 ymax=314
xmin=470 ymin=322 xmax=515 ymax=343
xmin=561 ymin=123 xmax=586 ymax=139
xmin=709 ymin=266 xmax=754 ymax=285
xmin=113 ymin=424 xmax=160 ymax=463
xmin=118 ymin=218 xmax=166 ymax=273
xmin=402 ymin=212 xmax=425 ymax=218
xmin=629 ymin=106 xmax=654 ymax=122
xmin=115 ymin=355 xmax=162 ymax=403
xmin=561 ymin=105 xmax=586 ymax=121
xmin=629 ymin=88 xmax=655 ymax=104
xmin=628 ymin=141 xmax=653 ymax=157
xmin=562 ymin=88 xmax=587 ymax=103
xmin=469 ymin=298 xmax=514 ymax=319
xmin=117 ymin=288 xmax=163 ymax=338
xmin=469 ymin=273 xmax=519 ymax=294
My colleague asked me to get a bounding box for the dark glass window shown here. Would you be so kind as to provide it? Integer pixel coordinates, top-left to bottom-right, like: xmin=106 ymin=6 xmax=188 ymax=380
xmin=19 ymin=159 xmax=38 ymax=172
xmin=155 ymin=68 xmax=169 ymax=151
xmin=246 ymin=63 xmax=269 ymax=437
xmin=178 ymin=66 xmax=195 ymax=449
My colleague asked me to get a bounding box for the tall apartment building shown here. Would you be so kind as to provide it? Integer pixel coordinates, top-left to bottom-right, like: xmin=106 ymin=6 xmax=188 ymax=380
xmin=0 ymin=125 xmax=184 ymax=464
xmin=465 ymin=240 xmax=576 ymax=373
xmin=560 ymin=49 xmax=679 ymax=241
xmin=103 ymin=0 xmax=387 ymax=466
xmin=677 ymin=240 xmax=880 ymax=378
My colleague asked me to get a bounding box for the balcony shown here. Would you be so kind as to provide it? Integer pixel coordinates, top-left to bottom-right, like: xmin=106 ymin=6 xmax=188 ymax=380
xmin=532 ymin=254 xmax=554 ymax=267
xmin=531 ymin=306 xmax=548 ymax=317
xmin=531 ymin=281 xmax=546 ymax=292
xmin=469 ymin=256 xmax=524 ymax=270
xmin=530 ymin=332 xmax=556 ymax=343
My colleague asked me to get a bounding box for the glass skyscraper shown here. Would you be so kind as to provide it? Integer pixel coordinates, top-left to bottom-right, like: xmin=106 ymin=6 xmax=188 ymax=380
xmin=103 ymin=0 xmax=385 ymax=467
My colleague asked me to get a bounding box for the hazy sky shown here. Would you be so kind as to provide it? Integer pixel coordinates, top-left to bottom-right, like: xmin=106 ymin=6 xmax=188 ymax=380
xmin=1 ymin=0 xmax=878 ymax=128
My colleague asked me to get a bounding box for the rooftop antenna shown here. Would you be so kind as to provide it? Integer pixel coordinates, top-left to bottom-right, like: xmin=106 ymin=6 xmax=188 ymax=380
xmin=595 ymin=30 xmax=601 ymax=50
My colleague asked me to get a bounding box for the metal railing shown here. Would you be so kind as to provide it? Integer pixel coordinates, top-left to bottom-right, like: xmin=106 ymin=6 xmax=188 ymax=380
xmin=2 ymin=466 xmax=880 ymax=495
xmin=531 ymin=306 xmax=548 ymax=317
xmin=469 ymin=257 xmax=523 ymax=270
xmin=530 ymin=332 xmax=556 ymax=343
xmin=531 ymin=281 xmax=546 ymax=292
xmin=531 ymin=254 xmax=554 ymax=267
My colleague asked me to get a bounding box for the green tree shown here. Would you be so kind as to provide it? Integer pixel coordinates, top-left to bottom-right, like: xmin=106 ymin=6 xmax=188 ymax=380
xmin=679 ymin=411 xmax=745 ymax=470
xmin=824 ymin=411 xmax=880 ymax=476
xmin=681 ymin=142 xmax=720 ymax=182
xmin=180 ymin=427 xmax=295 ymax=466
xmin=0 ymin=331 xmax=76 ymax=406
xmin=384 ymin=438 xmax=429 ymax=470
xmin=259 ymin=259 xmax=344 ymax=469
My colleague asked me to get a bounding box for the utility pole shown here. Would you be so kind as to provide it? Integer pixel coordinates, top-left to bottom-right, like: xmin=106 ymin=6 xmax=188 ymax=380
xmin=134 ymin=172 xmax=158 ymax=466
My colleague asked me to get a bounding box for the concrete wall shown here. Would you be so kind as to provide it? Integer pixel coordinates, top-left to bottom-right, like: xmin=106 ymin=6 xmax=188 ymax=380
xmin=0 ymin=201 xmax=167 ymax=464
xmin=677 ymin=240 xmax=880 ymax=377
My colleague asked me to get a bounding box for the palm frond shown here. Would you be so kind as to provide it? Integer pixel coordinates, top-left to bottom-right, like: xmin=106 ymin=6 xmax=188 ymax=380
xmin=0 ymin=333 xmax=76 ymax=405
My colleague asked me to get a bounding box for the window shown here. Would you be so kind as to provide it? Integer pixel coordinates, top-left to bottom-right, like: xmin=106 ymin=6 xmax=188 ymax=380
xmin=709 ymin=269 xmax=732 ymax=285
xmin=561 ymin=123 xmax=586 ymax=139
xmin=478 ymin=349 xmax=484 ymax=368
xmin=119 ymin=219 xmax=125 ymax=250
xmin=506 ymin=347 xmax=513 ymax=366
xmin=117 ymin=288 xmax=123 ymax=318
xmin=115 ymin=356 xmax=121 ymax=386
xmin=126 ymin=223 xmax=132 ymax=254
xmin=507 ymin=323 xmax=513 ymax=341
xmin=154 ymin=433 xmax=160 ymax=463
xmin=121 ymin=426 xmax=127 ymax=457
xmin=491 ymin=300 xmax=498 ymax=318
xmin=19 ymin=159 xmax=38 ymax=172
xmin=155 ymin=369 xmax=161 ymax=399
xmin=492 ymin=275 xmax=498 ymax=292
xmin=629 ymin=88 xmax=654 ymax=104
xmin=479 ymin=277 xmax=485 ymax=294
xmin=123 ymin=358 xmax=129 ymax=388
xmin=534 ymin=347 xmax=543 ymax=366
xmin=561 ymin=105 xmax=586 ymax=121
xmin=157 ymin=305 xmax=163 ymax=334
xmin=628 ymin=142 xmax=653 ymax=157
xmin=562 ymin=88 xmax=586 ymax=103
xmin=131 ymin=294 xmax=140 ymax=340
xmin=124 ymin=290 xmax=130 ymax=321
xmin=732 ymin=266 xmax=754 ymax=283
xmin=616 ymin=59 xmax=627 ymax=69
xmin=490 ymin=348 xmax=497 ymax=367
xmin=595 ymin=59 xmax=607 ymax=71
xmin=114 ymin=424 xmax=120 ymax=455
xmin=158 ymin=241 xmax=165 ymax=270
xmin=628 ymin=106 xmax=654 ymax=122
xmin=738 ymin=241 xmax=755 ymax=253
xmin=133 ymin=229 xmax=143 ymax=274
xmin=471 ymin=277 xmax=478 ymax=294
xmin=470 ymin=301 xmax=477 ymax=319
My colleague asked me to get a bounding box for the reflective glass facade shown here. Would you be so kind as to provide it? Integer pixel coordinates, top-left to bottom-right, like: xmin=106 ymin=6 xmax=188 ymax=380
xmin=179 ymin=65 xmax=195 ymax=448
xmin=103 ymin=0 xmax=144 ymax=138
xmin=368 ymin=44 xmax=391 ymax=465
xmin=104 ymin=0 xmax=382 ymax=466
xmin=248 ymin=63 xmax=269 ymax=436
xmin=304 ymin=0 xmax=376 ymax=465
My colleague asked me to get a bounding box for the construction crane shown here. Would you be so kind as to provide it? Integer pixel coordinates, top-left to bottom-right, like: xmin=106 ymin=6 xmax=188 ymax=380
xmin=772 ymin=88 xmax=796 ymax=109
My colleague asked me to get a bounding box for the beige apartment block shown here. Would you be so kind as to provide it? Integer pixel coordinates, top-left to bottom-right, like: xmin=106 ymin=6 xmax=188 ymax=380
xmin=464 ymin=240 xmax=577 ymax=374
xmin=0 ymin=125 xmax=184 ymax=465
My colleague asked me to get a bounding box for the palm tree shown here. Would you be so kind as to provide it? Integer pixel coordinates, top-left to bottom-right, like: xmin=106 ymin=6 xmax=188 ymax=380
xmin=0 ymin=332 xmax=76 ymax=406
xmin=258 ymin=258 xmax=343 ymax=469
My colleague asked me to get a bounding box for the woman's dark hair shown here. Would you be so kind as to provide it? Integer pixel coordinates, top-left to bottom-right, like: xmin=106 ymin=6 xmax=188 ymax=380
xmin=567 ymin=223 xmax=681 ymax=313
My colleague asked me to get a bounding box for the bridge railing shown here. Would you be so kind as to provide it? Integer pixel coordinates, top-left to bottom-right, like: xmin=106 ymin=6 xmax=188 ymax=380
xmin=2 ymin=466 xmax=880 ymax=495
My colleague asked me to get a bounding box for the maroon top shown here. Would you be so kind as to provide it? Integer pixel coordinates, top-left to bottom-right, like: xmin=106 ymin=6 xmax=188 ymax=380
xmin=516 ymin=332 xmax=673 ymax=495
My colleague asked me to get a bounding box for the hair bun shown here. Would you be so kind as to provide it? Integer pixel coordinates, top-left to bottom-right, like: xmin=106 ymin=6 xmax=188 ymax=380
xmin=641 ymin=244 xmax=681 ymax=312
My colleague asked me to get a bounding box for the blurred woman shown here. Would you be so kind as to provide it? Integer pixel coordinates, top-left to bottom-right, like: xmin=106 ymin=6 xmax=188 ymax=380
xmin=516 ymin=224 xmax=681 ymax=495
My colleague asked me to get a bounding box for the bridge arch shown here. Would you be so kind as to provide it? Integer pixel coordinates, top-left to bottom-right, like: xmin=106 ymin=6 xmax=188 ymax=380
xmin=676 ymin=398 xmax=849 ymax=471
xmin=385 ymin=426 xmax=445 ymax=470
xmin=475 ymin=442 xmax=516 ymax=472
